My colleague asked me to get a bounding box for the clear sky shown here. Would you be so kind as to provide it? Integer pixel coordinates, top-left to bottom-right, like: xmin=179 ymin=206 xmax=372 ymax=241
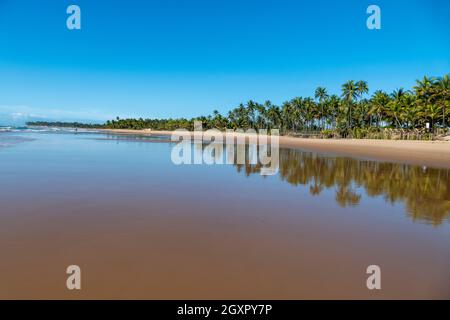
xmin=0 ymin=0 xmax=449 ymax=124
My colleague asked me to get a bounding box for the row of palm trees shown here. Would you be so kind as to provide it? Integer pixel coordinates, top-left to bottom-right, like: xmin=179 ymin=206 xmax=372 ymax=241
xmin=25 ymin=121 xmax=102 ymax=129
xmin=61 ymin=75 xmax=450 ymax=138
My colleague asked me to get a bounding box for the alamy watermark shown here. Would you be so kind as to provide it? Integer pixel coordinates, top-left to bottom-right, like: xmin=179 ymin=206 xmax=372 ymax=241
xmin=65 ymin=5 xmax=381 ymax=31
xmin=66 ymin=265 xmax=81 ymax=290
xmin=367 ymin=5 xmax=381 ymax=30
xmin=366 ymin=265 xmax=381 ymax=290
xmin=66 ymin=5 xmax=81 ymax=30
xmin=170 ymin=121 xmax=280 ymax=176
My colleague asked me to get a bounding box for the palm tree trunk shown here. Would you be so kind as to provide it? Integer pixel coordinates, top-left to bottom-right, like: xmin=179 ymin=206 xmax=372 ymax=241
xmin=443 ymin=105 xmax=446 ymax=130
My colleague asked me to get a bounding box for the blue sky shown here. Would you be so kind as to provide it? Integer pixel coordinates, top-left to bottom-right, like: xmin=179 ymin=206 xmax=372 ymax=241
xmin=0 ymin=0 xmax=449 ymax=124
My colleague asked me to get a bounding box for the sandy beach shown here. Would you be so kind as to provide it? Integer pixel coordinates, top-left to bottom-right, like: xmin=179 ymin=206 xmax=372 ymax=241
xmin=101 ymin=129 xmax=450 ymax=169
xmin=2 ymin=130 xmax=450 ymax=299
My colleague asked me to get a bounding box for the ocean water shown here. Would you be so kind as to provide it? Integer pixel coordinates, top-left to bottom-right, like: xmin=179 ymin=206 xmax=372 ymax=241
xmin=0 ymin=129 xmax=449 ymax=299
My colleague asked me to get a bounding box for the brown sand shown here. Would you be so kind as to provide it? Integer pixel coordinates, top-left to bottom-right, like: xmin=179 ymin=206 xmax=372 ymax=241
xmin=100 ymin=129 xmax=450 ymax=169
xmin=1 ymin=130 xmax=449 ymax=299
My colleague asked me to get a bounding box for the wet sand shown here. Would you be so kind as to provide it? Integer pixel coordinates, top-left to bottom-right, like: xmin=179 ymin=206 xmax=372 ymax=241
xmin=2 ymin=198 xmax=449 ymax=300
xmin=101 ymin=129 xmax=450 ymax=169
xmin=1 ymin=131 xmax=449 ymax=299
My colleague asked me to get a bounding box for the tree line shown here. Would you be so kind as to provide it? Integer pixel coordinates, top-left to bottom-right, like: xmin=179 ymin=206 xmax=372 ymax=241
xmin=26 ymin=121 xmax=103 ymax=129
xmin=29 ymin=75 xmax=449 ymax=139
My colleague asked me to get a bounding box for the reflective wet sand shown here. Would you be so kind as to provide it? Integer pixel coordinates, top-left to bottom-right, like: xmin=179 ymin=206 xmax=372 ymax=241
xmin=0 ymin=132 xmax=449 ymax=299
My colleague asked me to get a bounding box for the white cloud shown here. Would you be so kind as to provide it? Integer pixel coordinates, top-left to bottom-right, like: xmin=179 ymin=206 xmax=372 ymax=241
xmin=0 ymin=104 xmax=118 ymax=122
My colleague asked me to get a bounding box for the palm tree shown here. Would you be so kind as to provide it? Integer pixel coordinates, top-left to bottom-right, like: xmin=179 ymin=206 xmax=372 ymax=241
xmin=247 ymin=100 xmax=257 ymax=129
xmin=281 ymin=101 xmax=293 ymax=133
xmin=103 ymin=74 xmax=447 ymax=140
xmin=255 ymin=102 xmax=268 ymax=129
xmin=211 ymin=110 xmax=228 ymax=130
xmin=369 ymin=90 xmax=389 ymax=127
xmin=355 ymin=99 xmax=370 ymax=128
xmin=227 ymin=109 xmax=239 ymax=129
xmin=290 ymin=97 xmax=304 ymax=131
xmin=315 ymin=87 xmax=328 ymax=102
xmin=303 ymin=97 xmax=316 ymax=131
xmin=387 ymin=89 xmax=407 ymax=129
xmin=436 ymin=75 xmax=450 ymax=129
xmin=391 ymin=88 xmax=407 ymax=100
xmin=424 ymin=104 xmax=443 ymax=133
xmin=327 ymin=95 xmax=340 ymax=129
xmin=403 ymin=104 xmax=422 ymax=129
xmin=398 ymin=93 xmax=421 ymax=129
xmin=414 ymin=76 xmax=435 ymax=99
xmin=341 ymin=80 xmax=358 ymax=129
xmin=267 ymin=105 xmax=281 ymax=130
xmin=315 ymin=87 xmax=328 ymax=130
xmin=235 ymin=103 xmax=249 ymax=129
xmin=356 ymin=80 xmax=369 ymax=98
xmin=414 ymin=76 xmax=436 ymax=128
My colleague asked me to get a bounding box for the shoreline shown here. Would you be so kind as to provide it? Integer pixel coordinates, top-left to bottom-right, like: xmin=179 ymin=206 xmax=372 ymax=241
xmin=99 ymin=129 xmax=450 ymax=169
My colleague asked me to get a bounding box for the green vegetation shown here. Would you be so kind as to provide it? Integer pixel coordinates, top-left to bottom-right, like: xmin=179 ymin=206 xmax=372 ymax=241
xmin=29 ymin=75 xmax=450 ymax=140
xmin=105 ymin=74 xmax=449 ymax=139
xmin=26 ymin=121 xmax=103 ymax=129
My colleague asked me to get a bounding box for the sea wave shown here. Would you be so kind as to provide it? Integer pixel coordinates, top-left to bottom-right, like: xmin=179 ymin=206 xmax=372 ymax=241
xmin=0 ymin=126 xmax=99 ymax=133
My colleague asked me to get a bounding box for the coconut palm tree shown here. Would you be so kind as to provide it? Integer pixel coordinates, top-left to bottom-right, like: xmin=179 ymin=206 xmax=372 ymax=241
xmin=399 ymin=94 xmax=421 ymax=129
xmin=414 ymin=76 xmax=436 ymax=99
xmin=414 ymin=76 xmax=436 ymax=120
xmin=356 ymin=80 xmax=369 ymax=98
xmin=303 ymin=97 xmax=316 ymax=131
xmin=255 ymin=102 xmax=267 ymax=129
xmin=246 ymin=100 xmax=257 ymax=129
xmin=100 ymin=74 xmax=448 ymax=140
xmin=387 ymin=89 xmax=407 ymax=129
xmin=424 ymin=104 xmax=443 ymax=133
xmin=341 ymin=80 xmax=359 ymax=128
xmin=290 ymin=97 xmax=304 ymax=131
xmin=315 ymin=87 xmax=328 ymax=130
xmin=436 ymin=74 xmax=450 ymax=129
xmin=326 ymin=95 xmax=341 ymax=129
xmin=315 ymin=87 xmax=328 ymax=102
xmin=281 ymin=101 xmax=293 ymax=133
xmin=403 ymin=104 xmax=422 ymax=129
xmin=267 ymin=105 xmax=281 ymax=130
xmin=369 ymin=90 xmax=389 ymax=127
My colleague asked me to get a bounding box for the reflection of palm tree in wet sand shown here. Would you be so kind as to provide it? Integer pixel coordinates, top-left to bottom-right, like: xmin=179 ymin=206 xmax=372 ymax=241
xmin=235 ymin=148 xmax=450 ymax=225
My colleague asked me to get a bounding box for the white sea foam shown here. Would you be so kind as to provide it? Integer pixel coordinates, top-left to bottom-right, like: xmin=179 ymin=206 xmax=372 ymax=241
xmin=0 ymin=126 xmax=100 ymax=134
